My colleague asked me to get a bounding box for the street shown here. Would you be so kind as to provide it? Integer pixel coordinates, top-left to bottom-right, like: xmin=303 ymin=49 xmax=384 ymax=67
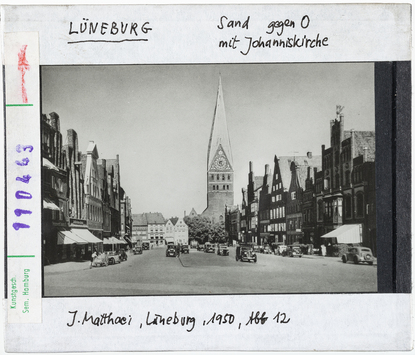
xmin=44 ymin=246 xmax=377 ymax=297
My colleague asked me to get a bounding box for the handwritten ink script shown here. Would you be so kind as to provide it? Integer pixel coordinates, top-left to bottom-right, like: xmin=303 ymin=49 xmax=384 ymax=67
xmin=67 ymin=310 xmax=290 ymax=332
xmin=14 ymin=144 xmax=34 ymax=231
xmin=217 ymin=15 xmax=329 ymax=55
xmin=67 ymin=18 xmax=152 ymax=44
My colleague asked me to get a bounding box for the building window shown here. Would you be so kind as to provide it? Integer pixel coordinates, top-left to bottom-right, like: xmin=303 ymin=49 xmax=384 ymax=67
xmin=211 ymin=175 xmax=214 ymax=180
xmin=318 ymin=200 xmax=323 ymax=221
xmin=217 ymin=174 xmax=219 ymax=180
xmin=213 ymin=185 xmax=215 ymax=190
xmin=228 ymin=175 xmax=231 ymax=180
xmin=344 ymin=194 xmax=352 ymax=218
xmin=222 ymin=174 xmax=225 ymax=180
xmin=291 ymin=191 xmax=296 ymax=200
xmin=335 ymin=174 xmax=340 ymax=188
xmin=356 ymin=193 xmax=364 ymax=217
xmin=223 ymin=185 xmax=225 ymax=190
xmin=345 ymin=170 xmax=351 ymax=185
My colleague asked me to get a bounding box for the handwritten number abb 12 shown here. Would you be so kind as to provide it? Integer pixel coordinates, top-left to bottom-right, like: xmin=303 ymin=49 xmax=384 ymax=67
xmin=273 ymin=312 xmax=290 ymax=323
xmin=13 ymin=144 xmax=34 ymax=231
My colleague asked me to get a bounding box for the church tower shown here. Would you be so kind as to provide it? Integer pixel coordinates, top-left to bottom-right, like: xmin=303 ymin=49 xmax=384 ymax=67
xmin=202 ymin=76 xmax=234 ymax=223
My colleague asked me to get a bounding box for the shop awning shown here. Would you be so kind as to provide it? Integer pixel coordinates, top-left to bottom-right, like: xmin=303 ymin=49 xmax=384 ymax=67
xmin=57 ymin=230 xmax=88 ymax=245
xmin=320 ymin=224 xmax=362 ymax=244
xmin=103 ymin=236 xmax=124 ymax=244
xmin=42 ymin=158 xmax=59 ymax=171
xmin=43 ymin=198 xmax=60 ymax=211
xmin=72 ymin=229 xmax=103 ymax=244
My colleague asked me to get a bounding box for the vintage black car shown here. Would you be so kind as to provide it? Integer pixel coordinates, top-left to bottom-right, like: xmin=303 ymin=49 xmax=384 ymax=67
xmin=197 ymin=244 xmax=205 ymax=251
xmin=217 ymin=244 xmax=229 ymax=256
xmin=142 ymin=242 xmax=150 ymax=250
xmin=119 ymin=249 xmax=128 ymax=261
xmin=283 ymin=245 xmax=303 ymax=258
xmin=166 ymin=244 xmax=179 ymax=257
xmin=342 ymin=246 xmax=374 ymax=265
xmin=235 ymin=245 xmax=257 ymax=262
xmin=204 ymin=243 xmax=215 ymax=253
xmin=133 ymin=246 xmax=143 ymax=255
xmin=181 ymin=245 xmax=190 ymax=254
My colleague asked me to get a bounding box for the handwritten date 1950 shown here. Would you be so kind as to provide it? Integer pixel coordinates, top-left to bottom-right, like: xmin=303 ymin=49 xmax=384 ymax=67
xmin=203 ymin=312 xmax=235 ymax=326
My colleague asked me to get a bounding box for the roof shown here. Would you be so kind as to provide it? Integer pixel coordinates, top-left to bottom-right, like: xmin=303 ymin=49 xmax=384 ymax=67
xmin=276 ymin=155 xmax=321 ymax=190
xmin=207 ymin=76 xmax=233 ymax=169
xmin=132 ymin=213 xmax=148 ymax=226
xmin=145 ymin=212 xmax=165 ymax=224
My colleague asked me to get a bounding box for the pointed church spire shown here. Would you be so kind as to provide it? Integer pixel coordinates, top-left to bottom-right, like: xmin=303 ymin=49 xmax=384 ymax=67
xmin=207 ymin=75 xmax=233 ymax=170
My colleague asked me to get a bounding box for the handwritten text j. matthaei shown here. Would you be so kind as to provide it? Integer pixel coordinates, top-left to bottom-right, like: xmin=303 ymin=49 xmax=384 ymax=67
xmin=67 ymin=310 xmax=290 ymax=332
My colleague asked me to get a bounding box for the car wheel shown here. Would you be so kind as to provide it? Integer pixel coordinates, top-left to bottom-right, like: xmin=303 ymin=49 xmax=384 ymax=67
xmin=299 ymin=255 xmax=302 ymax=258
xmin=368 ymin=261 xmax=373 ymax=265
xmin=353 ymin=256 xmax=359 ymax=264
xmin=342 ymin=255 xmax=347 ymax=263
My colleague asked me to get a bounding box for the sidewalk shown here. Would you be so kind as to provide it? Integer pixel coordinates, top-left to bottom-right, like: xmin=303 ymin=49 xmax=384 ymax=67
xmin=44 ymin=260 xmax=92 ymax=274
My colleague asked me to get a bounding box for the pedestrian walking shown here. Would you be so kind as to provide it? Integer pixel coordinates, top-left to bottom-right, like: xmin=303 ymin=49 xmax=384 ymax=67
xmin=90 ymin=249 xmax=97 ymax=269
xmin=321 ymin=244 xmax=326 ymax=257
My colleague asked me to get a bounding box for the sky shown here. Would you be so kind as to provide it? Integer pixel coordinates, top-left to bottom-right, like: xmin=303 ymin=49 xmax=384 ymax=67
xmin=41 ymin=63 xmax=375 ymax=218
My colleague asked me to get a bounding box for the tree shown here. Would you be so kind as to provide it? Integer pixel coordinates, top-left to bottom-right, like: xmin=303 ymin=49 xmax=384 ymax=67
xmin=209 ymin=221 xmax=226 ymax=243
xmin=184 ymin=215 xmax=212 ymax=244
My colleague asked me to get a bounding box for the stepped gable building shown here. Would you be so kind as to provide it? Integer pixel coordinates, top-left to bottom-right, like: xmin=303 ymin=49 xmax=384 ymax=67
xmin=165 ymin=217 xmax=189 ymax=245
xmin=258 ymin=164 xmax=273 ymax=245
xmin=268 ymin=156 xmax=292 ymax=244
xmin=285 ymin=153 xmax=321 ymax=245
xmin=202 ymin=76 xmax=234 ymax=223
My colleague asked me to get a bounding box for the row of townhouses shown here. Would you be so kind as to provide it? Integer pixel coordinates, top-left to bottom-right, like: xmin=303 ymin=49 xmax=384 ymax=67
xmin=225 ymin=108 xmax=376 ymax=255
xmin=132 ymin=213 xmax=189 ymax=246
xmin=42 ymin=112 xmax=133 ymax=264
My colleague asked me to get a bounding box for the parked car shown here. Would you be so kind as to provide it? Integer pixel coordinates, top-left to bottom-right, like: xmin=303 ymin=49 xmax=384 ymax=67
xmin=166 ymin=244 xmax=179 ymax=257
xmin=181 ymin=245 xmax=190 ymax=254
xmin=133 ymin=246 xmax=143 ymax=255
xmin=119 ymin=249 xmax=128 ymax=261
xmin=217 ymin=244 xmax=229 ymax=256
xmin=274 ymin=244 xmax=287 ymax=256
xmin=252 ymin=245 xmax=261 ymax=254
xmin=263 ymin=245 xmax=273 ymax=254
xmin=235 ymin=245 xmax=257 ymax=262
xmin=142 ymin=242 xmax=150 ymax=250
xmin=197 ymin=244 xmax=205 ymax=251
xmin=204 ymin=243 xmax=215 ymax=253
xmin=91 ymin=252 xmax=109 ymax=267
xmin=283 ymin=245 xmax=303 ymax=257
xmin=107 ymin=251 xmax=121 ymax=265
xmin=342 ymin=246 xmax=374 ymax=265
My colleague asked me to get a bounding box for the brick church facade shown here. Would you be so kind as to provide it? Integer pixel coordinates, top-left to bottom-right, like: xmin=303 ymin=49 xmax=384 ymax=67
xmin=202 ymin=77 xmax=234 ymax=223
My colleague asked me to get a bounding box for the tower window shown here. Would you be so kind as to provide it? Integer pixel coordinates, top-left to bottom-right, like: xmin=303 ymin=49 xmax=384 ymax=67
xmin=217 ymin=174 xmax=219 ymax=180
xmin=228 ymin=175 xmax=231 ymax=180
xmin=211 ymin=175 xmax=214 ymax=180
xmin=222 ymin=174 xmax=225 ymax=180
xmin=213 ymin=185 xmax=216 ymax=190
xmin=223 ymin=185 xmax=225 ymax=190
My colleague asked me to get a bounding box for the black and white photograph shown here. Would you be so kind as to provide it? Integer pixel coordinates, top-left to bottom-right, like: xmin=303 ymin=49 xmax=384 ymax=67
xmin=3 ymin=4 xmax=411 ymax=352
xmin=41 ymin=63 xmax=377 ymax=296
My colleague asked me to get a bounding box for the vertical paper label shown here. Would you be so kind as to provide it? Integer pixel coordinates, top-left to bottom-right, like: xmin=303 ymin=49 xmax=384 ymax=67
xmin=5 ymin=32 xmax=42 ymax=323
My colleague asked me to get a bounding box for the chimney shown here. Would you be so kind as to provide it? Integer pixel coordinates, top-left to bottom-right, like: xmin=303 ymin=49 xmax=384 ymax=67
xmin=265 ymin=164 xmax=269 ymax=175
xmin=249 ymin=161 xmax=253 ymax=173
xmin=307 ymin=166 xmax=311 ymax=179
xmin=363 ymin=147 xmax=368 ymax=162
xmin=313 ymin=167 xmax=318 ymax=180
